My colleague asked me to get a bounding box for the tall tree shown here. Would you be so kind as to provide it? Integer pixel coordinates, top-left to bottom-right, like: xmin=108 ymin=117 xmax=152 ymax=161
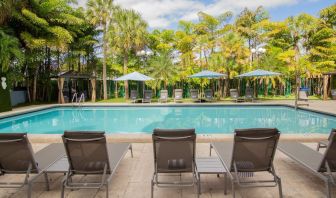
xmin=0 ymin=29 xmax=24 ymax=73
xmin=87 ymin=0 xmax=114 ymax=100
xmin=110 ymin=8 xmax=147 ymax=99
xmin=147 ymin=52 xmax=177 ymax=89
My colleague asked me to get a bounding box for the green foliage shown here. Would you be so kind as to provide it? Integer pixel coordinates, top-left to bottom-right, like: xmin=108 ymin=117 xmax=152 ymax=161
xmin=0 ymin=29 xmax=24 ymax=72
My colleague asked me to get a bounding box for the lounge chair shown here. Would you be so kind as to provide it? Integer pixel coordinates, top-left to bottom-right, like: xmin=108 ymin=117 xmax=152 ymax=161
xmin=0 ymin=133 xmax=66 ymax=198
xmin=190 ymin=89 xmax=200 ymax=102
xmin=130 ymin=90 xmax=138 ymax=103
xmin=317 ymin=129 xmax=336 ymax=151
xmin=159 ymin=90 xmax=168 ymax=103
xmin=204 ymin=89 xmax=214 ymax=102
xmin=278 ymin=131 xmax=336 ymax=198
xmin=61 ymin=131 xmax=133 ymax=198
xmin=142 ymin=90 xmax=152 ymax=103
xmin=230 ymin=89 xmax=244 ymax=103
xmin=151 ymin=128 xmax=199 ymax=198
xmin=299 ymin=90 xmax=308 ymax=101
xmin=174 ymin=89 xmax=183 ymax=103
xmin=211 ymin=128 xmax=283 ymax=198
xmin=245 ymin=87 xmax=254 ymax=102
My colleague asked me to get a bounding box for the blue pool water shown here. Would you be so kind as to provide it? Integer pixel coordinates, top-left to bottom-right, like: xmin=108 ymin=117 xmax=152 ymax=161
xmin=0 ymin=106 xmax=335 ymax=134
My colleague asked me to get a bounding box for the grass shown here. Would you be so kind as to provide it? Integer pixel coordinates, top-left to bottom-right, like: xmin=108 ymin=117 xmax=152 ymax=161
xmin=96 ymin=94 xmax=323 ymax=103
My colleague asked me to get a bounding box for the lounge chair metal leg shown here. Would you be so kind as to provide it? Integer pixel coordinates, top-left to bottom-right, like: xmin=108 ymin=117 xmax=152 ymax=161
xmin=27 ymin=183 xmax=32 ymax=198
xmin=61 ymin=180 xmax=66 ymax=198
xmin=317 ymin=143 xmax=320 ymax=151
xmin=151 ymin=181 xmax=154 ymax=198
xmin=209 ymin=144 xmax=212 ymax=156
xmin=198 ymin=173 xmax=201 ymax=195
xmin=231 ymin=180 xmax=235 ymax=198
xmin=325 ymin=179 xmax=331 ymax=198
xmin=129 ymin=144 xmax=133 ymax=158
xmin=224 ymin=173 xmax=227 ymax=195
xmin=106 ymin=184 xmax=109 ymax=198
xmin=44 ymin=173 xmax=50 ymax=191
xmin=277 ymin=176 xmax=283 ymax=198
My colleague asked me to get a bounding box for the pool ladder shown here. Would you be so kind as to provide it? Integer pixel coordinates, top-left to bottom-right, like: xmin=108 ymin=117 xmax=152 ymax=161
xmin=71 ymin=93 xmax=85 ymax=107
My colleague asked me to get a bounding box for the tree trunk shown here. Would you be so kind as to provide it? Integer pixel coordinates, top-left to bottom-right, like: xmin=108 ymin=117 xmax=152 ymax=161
xmin=114 ymin=82 xmax=118 ymax=98
xmin=224 ymin=71 xmax=230 ymax=97
xmin=264 ymin=78 xmax=268 ymax=96
xmin=32 ymin=67 xmax=38 ymax=102
xmin=323 ymin=75 xmax=329 ymax=100
xmin=124 ymin=53 xmax=129 ymax=99
xmin=102 ymin=25 xmax=108 ymax=100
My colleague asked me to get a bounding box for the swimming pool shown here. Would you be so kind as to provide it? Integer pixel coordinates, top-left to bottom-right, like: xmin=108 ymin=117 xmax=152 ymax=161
xmin=0 ymin=106 xmax=335 ymax=134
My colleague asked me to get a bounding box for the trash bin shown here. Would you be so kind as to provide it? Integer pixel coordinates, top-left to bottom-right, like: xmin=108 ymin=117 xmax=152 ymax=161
xmin=332 ymin=89 xmax=336 ymax=100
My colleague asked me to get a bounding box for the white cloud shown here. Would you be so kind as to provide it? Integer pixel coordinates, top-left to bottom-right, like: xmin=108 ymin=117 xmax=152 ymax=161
xmin=76 ymin=0 xmax=317 ymax=29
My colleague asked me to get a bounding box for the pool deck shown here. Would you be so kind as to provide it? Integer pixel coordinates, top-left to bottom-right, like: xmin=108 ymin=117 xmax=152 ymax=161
xmin=0 ymin=100 xmax=335 ymax=143
xmin=0 ymin=142 xmax=335 ymax=198
xmin=0 ymin=101 xmax=335 ymax=197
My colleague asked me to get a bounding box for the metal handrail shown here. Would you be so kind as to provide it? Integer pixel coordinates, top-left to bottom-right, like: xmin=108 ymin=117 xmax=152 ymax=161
xmin=78 ymin=93 xmax=85 ymax=106
xmin=71 ymin=93 xmax=78 ymax=104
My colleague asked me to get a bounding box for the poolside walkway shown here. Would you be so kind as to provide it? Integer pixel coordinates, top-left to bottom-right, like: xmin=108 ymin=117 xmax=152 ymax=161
xmin=1 ymin=100 xmax=335 ymax=118
xmin=0 ymin=142 xmax=334 ymax=198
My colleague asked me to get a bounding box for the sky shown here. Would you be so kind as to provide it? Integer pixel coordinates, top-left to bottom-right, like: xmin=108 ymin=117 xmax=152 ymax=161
xmin=76 ymin=0 xmax=335 ymax=29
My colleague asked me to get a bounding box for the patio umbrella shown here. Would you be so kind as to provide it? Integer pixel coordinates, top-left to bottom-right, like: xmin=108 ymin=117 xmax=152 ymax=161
xmin=189 ymin=70 xmax=227 ymax=79
xmin=189 ymin=70 xmax=227 ymax=100
xmin=236 ymin=69 xmax=281 ymax=78
xmin=236 ymin=69 xmax=281 ymax=97
xmin=114 ymin=71 xmax=154 ymax=81
xmin=114 ymin=72 xmax=154 ymax=98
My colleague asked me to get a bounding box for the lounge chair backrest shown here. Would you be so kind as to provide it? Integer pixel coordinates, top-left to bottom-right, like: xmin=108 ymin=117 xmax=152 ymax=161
xmin=205 ymin=89 xmax=213 ymax=98
xmin=190 ymin=89 xmax=198 ymax=99
xmin=160 ymin=90 xmax=168 ymax=99
xmin=299 ymin=90 xmax=308 ymax=100
xmin=245 ymin=87 xmax=253 ymax=97
xmin=144 ymin=90 xmax=152 ymax=99
xmin=326 ymin=128 xmax=336 ymax=141
xmin=174 ymin=89 xmax=183 ymax=99
xmin=319 ymin=129 xmax=336 ymax=172
xmin=0 ymin=133 xmax=38 ymax=173
xmin=62 ymin=131 xmax=111 ymax=174
xmin=231 ymin=128 xmax=280 ymax=172
xmin=130 ymin=90 xmax=137 ymax=99
xmin=230 ymin=89 xmax=238 ymax=98
xmin=152 ymin=129 xmax=196 ymax=173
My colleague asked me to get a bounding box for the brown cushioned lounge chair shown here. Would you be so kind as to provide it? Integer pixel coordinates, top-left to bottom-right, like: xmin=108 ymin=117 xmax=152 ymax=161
xmin=174 ymin=89 xmax=183 ymax=103
xmin=190 ymin=89 xmax=200 ymax=102
xmin=159 ymin=90 xmax=168 ymax=103
xmin=142 ymin=90 xmax=152 ymax=103
xmin=245 ymin=87 xmax=254 ymax=102
xmin=151 ymin=128 xmax=199 ymax=198
xmin=61 ymin=131 xmax=132 ymax=198
xmin=278 ymin=130 xmax=336 ymax=198
xmin=130 ymin=90 xmax=138 ymax=103
xmin=0 ymin=133 xmax=65 ymax=198
xmin=211 ymin=128 xmax=283 ymax=198
xmin=204 ymin=89 xmax=214 ymax=102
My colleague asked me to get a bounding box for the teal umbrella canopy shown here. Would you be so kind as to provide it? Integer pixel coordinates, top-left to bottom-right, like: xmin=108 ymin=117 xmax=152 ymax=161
xmin=114 ymin=72 xmax=154 ymax=81
xmin=189 ymin=70 xmax=227 ymax=79
xmin=236 ymin=69 xmax=281 ymax=78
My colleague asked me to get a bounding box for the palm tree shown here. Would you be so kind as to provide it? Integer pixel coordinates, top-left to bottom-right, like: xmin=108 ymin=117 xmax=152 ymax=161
xmin=147 ymin=52 xmax=177 ymax=89
xmin=0 ymin=29 xmax=24 ymax=73
xmin=0 ymin=0 xmax=15 ymax=25
xmin=87 ymin=0 xmax=114 ymax=100
xmin=111 ymin=8 xmax=147 ymax=99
